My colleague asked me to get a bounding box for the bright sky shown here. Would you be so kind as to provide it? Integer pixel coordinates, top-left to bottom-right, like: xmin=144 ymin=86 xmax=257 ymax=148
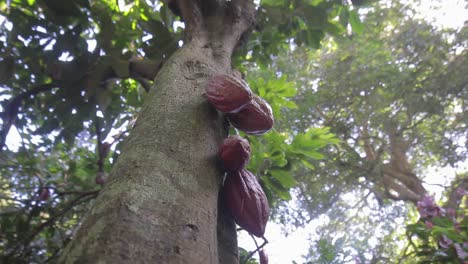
xmin=410 ymin=0 xmax=467 ymax=29
xmin=3 ymin=0 xmax=468 ymax=263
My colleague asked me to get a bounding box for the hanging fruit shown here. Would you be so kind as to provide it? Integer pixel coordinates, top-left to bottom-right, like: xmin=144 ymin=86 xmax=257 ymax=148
xmin=223 ymin=169 xmax=270 ymax=237
xmin=219 ymin=135 xmax=251 ymax=172
xmin=205 ymin=74 xmax=253 ymax=113
xmin=227 ymin=95 xmax=274 ymax=135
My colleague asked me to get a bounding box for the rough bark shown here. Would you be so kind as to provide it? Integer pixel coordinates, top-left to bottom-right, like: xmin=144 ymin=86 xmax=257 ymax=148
xmin=59 ymin=1 xmax=255 ymax=263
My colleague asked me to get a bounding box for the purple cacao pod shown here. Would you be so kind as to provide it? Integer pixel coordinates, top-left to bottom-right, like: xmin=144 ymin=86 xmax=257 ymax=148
xmin=227 ymin=95 xmax=274 ymax=135
xmin=205 ymin=74 xmax=253 ymax=113
xmin=38 ymin=188 xmax=50 ymax=201
xmin=95 ymin=172 xmax=106 ymax=185
xmin=223 ymin=169 xmax=270 ymax=237
xmin=219 ymin=135 xmax=251 ymax=172
xmin=259 ymin=249 xmax=268 ymax=264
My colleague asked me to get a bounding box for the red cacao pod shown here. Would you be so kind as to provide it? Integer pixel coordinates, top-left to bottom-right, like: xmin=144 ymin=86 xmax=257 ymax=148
xmin=205 ymin=74 xmax=253 ymax=113
xmin=223 ymin=169 xmax=270 ymax=237
xmin=95 ymin=172 xmax=106 ymax=185
xmin=99 ymin=142 xmax=111 ymax=158
xmin=259 ymin=249 xmax=268 ymax=264
xmin=219 ymin=135 xmax=251 ymax=172
xmin=227 ymin=95 xmax=274 ymax=135
xmin=38 ymin=188 xmax=50 ymax=201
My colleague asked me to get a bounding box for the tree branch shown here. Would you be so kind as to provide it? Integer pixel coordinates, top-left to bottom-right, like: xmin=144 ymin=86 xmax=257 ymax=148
xmin=129 ymin=58 xmax=165 ymax=81
xmin=445 ymin=177 xmax=468 ymax=210
xmin=381 ymin=173 xmax=422 ymax=203
xmin=298 ymin=184 xmax=341 ymax=223
xmin=361 ymin=123 xmax=377 ymax=161
xmin=243 ymin=235 xmax=268 ymax=264
xmin=176 ymin=0 xmax=204 ymax=41
xmin=0 ymin=56 xmax=164 ymax=153
xmin=3 ymin=190 xmax=99 ymax=260
xmin=0 ymin=83 xmax=59 ymax=152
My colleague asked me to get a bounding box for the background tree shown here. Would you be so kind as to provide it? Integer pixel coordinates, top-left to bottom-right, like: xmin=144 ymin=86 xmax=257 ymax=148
xmin=0 ymin=0 xmax=363 ymax=262
xmin=260 ymin=1 xmax=467 ymax=262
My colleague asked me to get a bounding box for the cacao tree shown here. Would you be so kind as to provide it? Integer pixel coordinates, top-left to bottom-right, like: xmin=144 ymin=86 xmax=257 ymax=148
xmin=0 ymin=0 xmax=361 ymax=262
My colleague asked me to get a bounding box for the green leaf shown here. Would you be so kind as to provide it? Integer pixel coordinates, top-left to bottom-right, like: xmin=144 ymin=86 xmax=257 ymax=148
xmin=269 ymin=152 xmax=288 ymax=167
xmin=432 ymin=217 xmax=453 ymax=228
xmin=324 ymin=20 xmax=345 ymax=36
xmin=302 ymin=6 xmax=328 ymax=29
xmin=309 ymin=0 xmax=324 ymax=6
xmin=339 ymin=6 xmax=349 ymax=26
xmin=293 ymin=148 xmax=325 ymax=159
xmin=258 ymin=86 xmax=267 ymax=98
xmin=349 ymin=10 xmax=364 ymax=34
xmin=282 ymin=100 xmax=298 ymax=109
xmin=289 ymin=128 xmax=338 ymax=159
xmin=270 ymin=169 xmax=297 ymax=188
xmin=262 ymin=176 xmax=292 ymax=201
xmin=261 ymin=0 xmax=287 ymax=7
xmin=239 ymin=247 xmax=259 ymax=264
xmin=301 ymin=159 xmax=315 ymax=169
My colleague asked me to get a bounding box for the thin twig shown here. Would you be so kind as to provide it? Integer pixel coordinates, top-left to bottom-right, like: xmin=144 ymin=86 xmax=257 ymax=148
xmin=242 ymin=235 xmax=268 ymax=263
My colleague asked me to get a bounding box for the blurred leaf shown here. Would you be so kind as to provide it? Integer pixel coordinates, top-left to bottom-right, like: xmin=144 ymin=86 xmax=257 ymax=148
xmin=349 ymin=10 xmax=364 ymax=34
xmin=270 ymin=169 xmax=297 ymax=188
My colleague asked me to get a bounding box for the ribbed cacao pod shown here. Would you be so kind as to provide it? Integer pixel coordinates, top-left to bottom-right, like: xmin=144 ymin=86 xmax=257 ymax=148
xmin=259 ymin=249 xmax=268 ymax=264
xmin=205 ymin=74 xmax=253 ymax=113
xmin=223 ymin=169 xmax=270 ymax=237
xmin=227 ymin=95 xmax=274 ymax=135
xmin=219 ymin=135 xmax=251 ymax=172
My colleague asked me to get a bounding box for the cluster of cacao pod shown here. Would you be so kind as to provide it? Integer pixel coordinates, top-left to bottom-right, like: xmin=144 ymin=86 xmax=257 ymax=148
xmin=205 ymin=74 xmax=272 ymax=262
xmin=205 ymin=74 xmax=274 ymax=135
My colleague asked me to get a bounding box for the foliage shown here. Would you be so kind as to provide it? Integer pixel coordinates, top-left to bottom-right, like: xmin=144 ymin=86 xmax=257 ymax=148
xmin=399 ymin=188 xmax=468 ymax=263
xmin=241 ymin=71 xmax=339 ymax=205
xmin=239 ymin=247 xmax=261 ymax=264
xmin=244 ymin=0 xmax=468 ymax=262
xmin=0 ymin=0 xmax=365 ymax=262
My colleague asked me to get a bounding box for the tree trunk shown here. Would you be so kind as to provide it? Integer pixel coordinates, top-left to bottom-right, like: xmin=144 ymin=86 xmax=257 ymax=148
xmin=59 ymin=2 xmax=255 ymax=262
